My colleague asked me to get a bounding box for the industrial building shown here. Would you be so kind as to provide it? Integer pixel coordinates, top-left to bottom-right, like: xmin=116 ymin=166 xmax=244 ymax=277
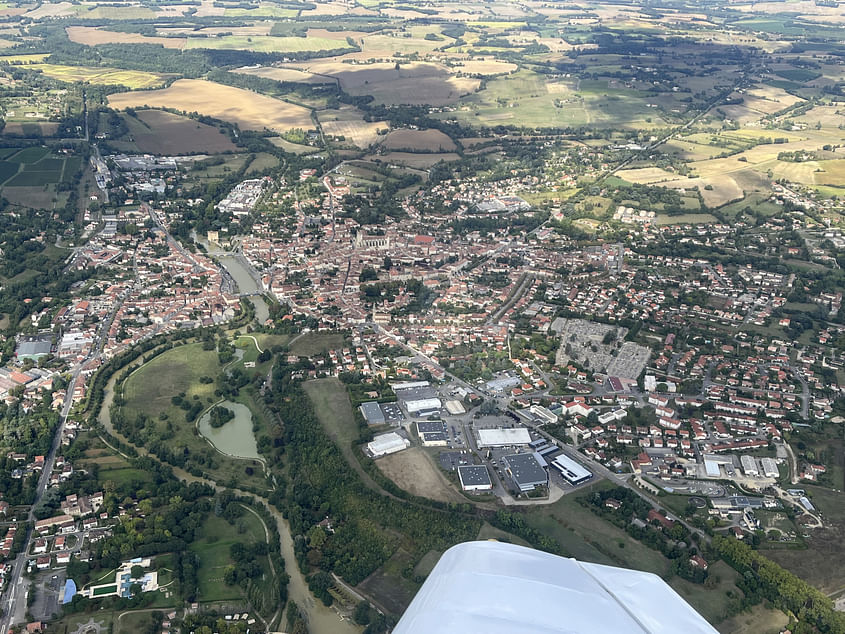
xmin=417 ymin=421 xmax=449 ymax=447
xmin=551 ymin=454 xmax=593 ymax=485
xmin=761 ymin=457 xmax=779 ymax=478
xmin=458 ymin=465 xmax=492 ymax=492
xmin=527 ymin=405 xmax=558 ymax=425
xmin=360 ymin=401 xmax=386 ymax=425
xmin=702 ymin=454 xmax=735 ymax=478
xmin=502 ymin=453 xmax=548 ymax=492
xmin=367 ymin=432 xmax=410 ymax=458
xmin=394 ymin=383 xmax=442 ymax=417
xmin=444 ymin=400 xmax=466 ymax=415
xmin=477 ymin=427 xmax=532 ymax=448
xmin=15 ymin=334 xmax=53 ymax=360
xmin=740 ymin=455 xmax=758 ymax=477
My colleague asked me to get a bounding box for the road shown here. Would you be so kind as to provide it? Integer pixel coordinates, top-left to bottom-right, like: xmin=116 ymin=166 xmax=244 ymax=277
xmin=144 ymin=203 xmax=200 ymax=268
xmin=0 ymin=218 xmax=134 ymax=632
xmin=0 ymin=365 xmax=82 ymax=632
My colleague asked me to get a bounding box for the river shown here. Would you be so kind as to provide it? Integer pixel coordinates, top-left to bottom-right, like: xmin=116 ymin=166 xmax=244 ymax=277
xmin=193 ymin=231 xmax=270 ymax=324
xmin=98 ymin=370 xmax=361 ymax=634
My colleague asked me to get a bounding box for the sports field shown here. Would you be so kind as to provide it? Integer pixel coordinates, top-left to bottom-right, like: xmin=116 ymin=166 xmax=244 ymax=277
xmin=108 ymin=79 xmax=313 ymax=133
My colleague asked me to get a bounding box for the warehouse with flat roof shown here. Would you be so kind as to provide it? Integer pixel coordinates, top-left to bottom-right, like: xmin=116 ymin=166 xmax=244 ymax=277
xmin=360 ymin=401 xmax=385 ymax=425
xmin=502 ymin=453 xmax=547 ymax=492
xmin=740 ymin=455 xmax=758 ymax=477
xmin=458 ymin=465 xmax=492 ymax=492
xmin=552 ymin=454 xmax=593 ymax=485
xmin=367 ymin=432 xmax=410 ymax=458
xmin=477 ymin=427 xmax=532 ymax=448
xmin=761 ymin=457 xmax=779 ymax=478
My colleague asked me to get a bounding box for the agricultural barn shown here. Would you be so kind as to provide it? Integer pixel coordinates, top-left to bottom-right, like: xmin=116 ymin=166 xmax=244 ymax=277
xmin=367 ymin=432 xmax=410 ymax=458
xmin=458 ymin=465 xmax=492 ymax=492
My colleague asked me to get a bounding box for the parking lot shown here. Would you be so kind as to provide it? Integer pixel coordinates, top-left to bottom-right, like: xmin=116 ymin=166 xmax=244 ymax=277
xmin=31 ymin=569 xmax=66 ymax=622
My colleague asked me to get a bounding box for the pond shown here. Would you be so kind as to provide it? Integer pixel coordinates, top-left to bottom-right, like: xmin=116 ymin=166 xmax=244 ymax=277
xmin=197 ymin=400 xmax=261 ymax=461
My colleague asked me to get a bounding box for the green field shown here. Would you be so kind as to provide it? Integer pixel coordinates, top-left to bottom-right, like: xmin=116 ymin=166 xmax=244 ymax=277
xmin=6 ymin=170 xmax=60 ymax=186
xmin=120 ymin=342 xmax=268 ymax=489
xmin=190 ymin=512 xmax=270 ymax=602
xmin=0 ymin=161 xmax=17 ymax=183
xmin=523 ymin=483 xmax=670 ymax=575
xmin=9 ymin=146 xmax=49 ymax=163
xmin=289 ymin=332 xmax=345 ymax=357
xmin=185 ymin=35 xmax=350 ymax=54
xmin=303 ymin=377 xmax=361 ymax=451
xmin=122 ymin=343 xmax=219 ymax=418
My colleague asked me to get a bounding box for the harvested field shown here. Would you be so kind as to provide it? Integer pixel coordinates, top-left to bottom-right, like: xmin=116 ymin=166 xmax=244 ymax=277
xmin=194 ymin=0 xmax=225 ymax=16
xmin=815 ymin=159 xmax=845 ymax=185
xmin=617 ymin=166 xmax=683 ymax=184
xmin=373 ymin=152 xmax=460 ymax=168
xmin=268 ymin=137 xmax=316 ymax=154
xmin=319 ymin=108 xmax=386 ymax=148
xmin=129 ymin=110 xmax=237 ymax=154
xmin=31 ymin=63 xmax=170 ymax=89
xmin=299 ymin=61 xmax=480 ymax=106
xmin=184 ymin=34 xmax=348 ymax=54
xmin=66 ymin=26 xmax=185 ymax=48
xmin=23 ymin=2 xmax=76 ymax=18
xmin=160 ymin=25 xmax=272 ymax=37
xmin=662 ymin=175 xmax=744 ymax=208
xmin=0 ymin=53 xmax=49 ymax=64
xmin=656 ymin=213 xmax=718 ymax=225
xmin=2 ymin=186 xmax=60 ymax=209
xmin=771 ymin=160 xmax=820 ymax=184
xmin=108 ymin=79 xmax=313 ymax=134
xmin=237 ymin=66 xmax=334 ymax=84
xmin=375 ymin=447 xmax=463 ymax=504
xmin=382 ymin=129 xmax=456 ymax=152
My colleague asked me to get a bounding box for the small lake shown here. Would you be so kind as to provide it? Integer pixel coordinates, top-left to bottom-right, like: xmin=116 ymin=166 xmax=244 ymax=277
xmin=197 ymin=400 xmax=261 ymax=461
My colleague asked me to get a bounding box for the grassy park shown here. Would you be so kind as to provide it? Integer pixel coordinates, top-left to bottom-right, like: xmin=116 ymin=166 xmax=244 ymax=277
xmin=118 ymin=341 xmax=269 ymax=489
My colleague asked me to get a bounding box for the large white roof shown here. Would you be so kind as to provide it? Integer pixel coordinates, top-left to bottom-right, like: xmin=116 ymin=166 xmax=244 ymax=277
xmin=394 ymin=541 xmax=718 ymax=634
xmin=477 ymin=427 xmax=531 ymax=447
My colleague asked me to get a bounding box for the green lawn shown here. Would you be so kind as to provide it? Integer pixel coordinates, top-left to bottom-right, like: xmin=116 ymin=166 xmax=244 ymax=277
xmin=670 ymin=561 xmax=741 ymax=624
xmin=190 ymin=512 xmax=267 ymax=603
xmin=122 ymin=343 xmax=219 ymax=421
xmin=289 ymin=332 xmax=345 ymax=357
xmin=303 ymin=377 xmax=360 ymax=450
xmin=523 ymin=484 xmax=670 ymax=575
xmin=120 ymin=342 xmax=268 ymax=490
